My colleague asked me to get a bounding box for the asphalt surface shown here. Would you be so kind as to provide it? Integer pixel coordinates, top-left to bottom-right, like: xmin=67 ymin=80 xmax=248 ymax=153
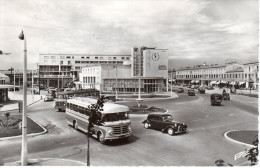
xmin=0 ymin=89 xmax=258 ymax=166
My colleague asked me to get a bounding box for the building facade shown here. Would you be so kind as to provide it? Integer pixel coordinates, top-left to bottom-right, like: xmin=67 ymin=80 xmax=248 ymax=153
xmin=37 ymin=54 xmax=131 ymax=88
xmin=176 ymin=62 xmax=259 ymax=89
xmin=0 ymin=70 xmax=37 ymax=86
xmin=79 ymin=47 xmax=168 ymax=93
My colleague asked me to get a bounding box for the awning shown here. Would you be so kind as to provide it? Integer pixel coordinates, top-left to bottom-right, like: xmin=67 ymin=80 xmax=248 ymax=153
xmin=230 ymin=81 xmax=236 ymax=85
xmin=191 ymin=80 xmax=195 ymax=84
xmin=215 ymin=81 xmax=220 ymax=84
xmin=210 ymin=81 xmax=217 ymax=85
xmin=195 ymin=80 xmax=200 ymax=83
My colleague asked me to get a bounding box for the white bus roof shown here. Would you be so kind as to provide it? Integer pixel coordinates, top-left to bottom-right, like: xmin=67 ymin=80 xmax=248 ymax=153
xmin=67 ymin=97 xmax=129 ymax=114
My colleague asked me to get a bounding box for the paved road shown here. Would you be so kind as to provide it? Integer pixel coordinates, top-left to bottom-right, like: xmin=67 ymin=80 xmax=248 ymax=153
xmin=0 ymin=90 xmax=258 ymax=166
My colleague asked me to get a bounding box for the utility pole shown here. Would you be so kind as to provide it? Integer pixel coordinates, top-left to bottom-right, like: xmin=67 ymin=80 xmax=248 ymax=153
xmin=171 ymin=70 xmax=173 ymax=96
xmin=136 ymin=47 xmax=143 ymax=108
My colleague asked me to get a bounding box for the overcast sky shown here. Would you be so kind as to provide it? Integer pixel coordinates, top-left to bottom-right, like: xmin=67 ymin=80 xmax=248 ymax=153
xmin=0 ymin=0 xmax=258 ymax=70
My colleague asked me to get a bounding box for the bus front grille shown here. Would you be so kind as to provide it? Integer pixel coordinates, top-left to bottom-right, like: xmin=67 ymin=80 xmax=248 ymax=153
xmin=113 ymin=125 xmax=129 ymax=134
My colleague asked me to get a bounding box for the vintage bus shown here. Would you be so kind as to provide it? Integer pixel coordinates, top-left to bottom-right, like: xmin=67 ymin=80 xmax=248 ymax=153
xmin=55 ymin=89 xmax=100 ymax=112
xmin=66 ymin=97 xmax=132 ymax=143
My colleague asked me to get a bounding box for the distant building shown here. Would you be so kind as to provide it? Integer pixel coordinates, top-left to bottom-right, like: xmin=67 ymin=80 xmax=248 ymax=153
xmin=0 ymin=70 xmax=36 ymax=86
xmin=0 ymin=73 xmax=10 ymax=84
xmin=36 ymin=54 xmax=131 ymax=88
xmin=79 ymin=47 xmax=168 ymax=93
xmin=176 ymin=62 xmax=259 ymax=89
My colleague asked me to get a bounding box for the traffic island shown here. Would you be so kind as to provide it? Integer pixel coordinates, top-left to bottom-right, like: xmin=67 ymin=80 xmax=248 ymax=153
xmin=0 ymin=114 xmax=45 ymax=139
xmin=129 ymin=105 xmax=166 ymax=114
xmin=224 ymin=130 xmax=258 ymax=147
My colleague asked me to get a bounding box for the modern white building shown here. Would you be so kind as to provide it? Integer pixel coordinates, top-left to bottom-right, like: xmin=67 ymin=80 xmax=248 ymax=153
xmin=176 ymin=62 xmax=259 ymax=89
xmin=79 ymin=47 xmax=168 ymax=93
xmin=36 ymin=54 xmax=131 ymax=88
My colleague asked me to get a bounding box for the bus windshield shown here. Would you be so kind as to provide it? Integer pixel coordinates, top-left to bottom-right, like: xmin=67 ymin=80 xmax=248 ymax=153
xmin=102 ymin=112 xmax=129 ymax=122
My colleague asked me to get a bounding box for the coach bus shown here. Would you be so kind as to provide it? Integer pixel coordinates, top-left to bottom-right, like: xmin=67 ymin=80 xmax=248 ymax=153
xmin=66 ymin=97 xmax=132 ymax=143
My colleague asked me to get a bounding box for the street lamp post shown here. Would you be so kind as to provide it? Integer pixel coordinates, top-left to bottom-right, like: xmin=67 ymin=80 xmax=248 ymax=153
xmin=32 ymin=70 xmax=34 ymax=102
xmin=171 ymin=70 xmax=173 ymax=96
xmin=18 ymin=30 xmax=28 ymax=166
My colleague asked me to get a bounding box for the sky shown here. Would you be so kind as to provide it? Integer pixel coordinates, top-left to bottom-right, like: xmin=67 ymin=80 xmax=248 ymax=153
xmin=0 ymin=0 xmax=258 ymax=70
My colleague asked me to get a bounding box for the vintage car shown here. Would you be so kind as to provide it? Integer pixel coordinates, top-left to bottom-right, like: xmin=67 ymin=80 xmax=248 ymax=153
xmin=211 ymin=93 xmax=222 ymax=106
xmin=206 ymin=86 xmax=214 ymax=90
xmin=177 ymin=88 xmax=184 ymax=93
xmin=44 ymin=94 xmax=54 ymax=102
xmin=187 ymin=89 xmax=195 ymax=96
xmin=142 ymin=113 xmax=187 ymax=136
xmin=222 ymin=93 xmax=230 ymax=100
xmin=198 ymin=86 xmax=205 ymax=94
xmin=55 ymin=99 xmax=66 ymax=111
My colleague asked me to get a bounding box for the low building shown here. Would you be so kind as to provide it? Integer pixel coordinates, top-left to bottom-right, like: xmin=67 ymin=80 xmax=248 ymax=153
xmin=0 ymin=85 xmax=13 ymax=103
xmin=176 ymin=62 xmax=259 ymax=89
xmin=0 ymin=73 xmax=10 ymax=84
xmin=79 ymin=46 xmax=169 ymax=93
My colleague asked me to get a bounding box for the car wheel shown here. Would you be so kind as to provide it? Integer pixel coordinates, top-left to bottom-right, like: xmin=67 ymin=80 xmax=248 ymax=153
xmin=144 ymin=122 xmax=150 ymax=129
xmin=73 ymin=121 xmax=78 ymax=130
xmin=167 ymin=128 xmax=174 ymax=136
xmin=98 ymin=132 xmax=106 ymax=144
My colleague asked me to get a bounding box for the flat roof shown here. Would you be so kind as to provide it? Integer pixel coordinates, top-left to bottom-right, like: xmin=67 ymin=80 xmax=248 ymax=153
xmin=67 ymin=97 xmax=129 ymax=113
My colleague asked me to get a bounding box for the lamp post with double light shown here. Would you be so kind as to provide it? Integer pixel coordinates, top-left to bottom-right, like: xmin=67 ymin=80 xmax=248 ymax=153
xmin=18 ymin=30 xmax=28 ymax=166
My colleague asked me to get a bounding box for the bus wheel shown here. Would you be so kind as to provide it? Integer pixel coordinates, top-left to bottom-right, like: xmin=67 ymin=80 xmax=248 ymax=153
xmin=98 ymin=132 xmax=106 ymax=144
xmin=73 ymin=121 xmax=78 ymax=130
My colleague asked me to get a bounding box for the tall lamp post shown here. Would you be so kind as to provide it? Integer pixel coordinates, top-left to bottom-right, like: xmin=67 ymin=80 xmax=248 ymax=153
xmin=18 ymin=30 xmax=28 ymax=166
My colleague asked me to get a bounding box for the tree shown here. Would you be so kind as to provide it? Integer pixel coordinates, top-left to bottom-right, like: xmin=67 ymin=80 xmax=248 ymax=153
xmin=86 ymin=96 xmax=105 ymax=166
xmin=245 ymin=137 xmax=258 ymax=165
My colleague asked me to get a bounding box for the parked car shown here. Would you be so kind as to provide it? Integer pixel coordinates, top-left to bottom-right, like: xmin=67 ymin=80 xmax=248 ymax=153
xmin=187 ymin=89 xmax=195 ymax=96
xmin=142 ymin=113 xmax=187 ymax=136
xmin=187 ymin=85 xmax=191 ymax=88
xmin=222 ymin=93 xmax=230 ymax=100
xmin=177 ymin=88 xmax=184 ymax=93
xmin=206 ymin=86 xmax=214 ymax=90
xmin=198 ymin=86 xmax=205 ymax=94
xmin=210 ymin=93 xmax=222 ymax=106
xmin=44 ymin=94 xmax=54 ymax=101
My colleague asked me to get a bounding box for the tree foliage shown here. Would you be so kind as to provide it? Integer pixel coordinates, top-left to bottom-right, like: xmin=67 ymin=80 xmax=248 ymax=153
xmin=245 ymin=137 xmax=259 ymax=166
xmin=87 ymin=96 xmax=105 ymax=135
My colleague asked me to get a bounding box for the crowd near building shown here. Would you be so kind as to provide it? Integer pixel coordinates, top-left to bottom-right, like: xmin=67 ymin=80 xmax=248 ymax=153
xmin=175 ymin=62 xmax=259 ymax=90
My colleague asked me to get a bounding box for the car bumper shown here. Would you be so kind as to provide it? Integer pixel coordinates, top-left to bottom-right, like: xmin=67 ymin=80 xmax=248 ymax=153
xmin=105 ymin=132 xmax=132 ymax=140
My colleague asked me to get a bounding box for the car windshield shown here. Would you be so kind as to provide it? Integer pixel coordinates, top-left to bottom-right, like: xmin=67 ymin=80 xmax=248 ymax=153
xmin=102 ymin=112 xmax=129 ymax=122
xmin=162 ymin=115 xmax=173 ymax=121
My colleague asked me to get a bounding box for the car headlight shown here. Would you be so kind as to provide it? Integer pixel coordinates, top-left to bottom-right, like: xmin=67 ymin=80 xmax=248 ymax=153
xmin=108 ymin=130 xmax=113 ymax=135
xmin=128 ymin=125 xmax=132 ymax=132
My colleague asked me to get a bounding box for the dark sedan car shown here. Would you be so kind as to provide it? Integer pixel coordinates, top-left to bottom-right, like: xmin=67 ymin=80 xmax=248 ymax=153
xmin=177 ymin=88 xmax=184 ymax=93
xmin=187 ymin=89 xmax=195 ymax=96
xmin=142 ymin=113 xmax=187 ymax=136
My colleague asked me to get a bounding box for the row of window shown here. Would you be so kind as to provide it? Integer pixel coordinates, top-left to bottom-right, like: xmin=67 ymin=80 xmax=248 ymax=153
xmin=75 ymin=61 xmax=124 ymax=64
xmin=43 ymin=55 xmax=130 ymax=60
xmin=67 ymin=103 xmax=91 ymax=116
xmin=177 ymin=72 xmax=257 ymax=79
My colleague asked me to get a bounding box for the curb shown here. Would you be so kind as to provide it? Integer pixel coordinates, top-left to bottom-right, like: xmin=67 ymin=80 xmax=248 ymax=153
xmin=224 ymin=130 xmax=257 ymax=148
xmin=5 ymin=158 xmax=87 ymax=166
xmin=0 ymin=115 xmax=47 ymax=141
xmin=0 ymin=98 xmax=42 ymax=112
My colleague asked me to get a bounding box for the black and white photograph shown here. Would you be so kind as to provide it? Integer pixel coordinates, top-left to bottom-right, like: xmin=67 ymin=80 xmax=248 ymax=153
xmin=0 ymin=0 xmax=258 ymax=166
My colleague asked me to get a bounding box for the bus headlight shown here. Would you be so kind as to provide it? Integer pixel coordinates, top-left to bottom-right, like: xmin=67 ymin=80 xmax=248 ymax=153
xmin=108 ymin=130 xmax=113 ymax=135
